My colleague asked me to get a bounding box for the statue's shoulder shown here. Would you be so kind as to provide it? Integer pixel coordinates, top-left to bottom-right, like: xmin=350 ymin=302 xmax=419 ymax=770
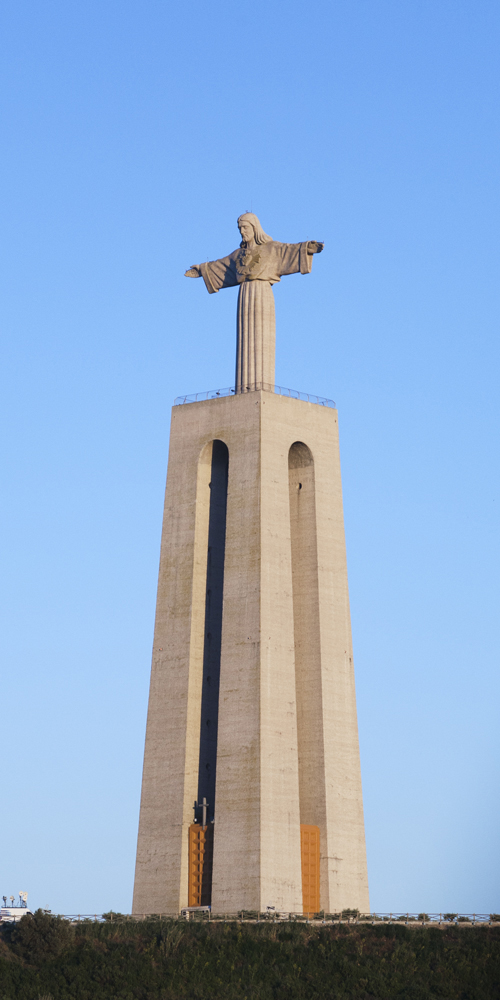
xmin=264 ymin=239 xmax=298 ymax=251
xmin=261 ymin=240 xmax=282 ymax=253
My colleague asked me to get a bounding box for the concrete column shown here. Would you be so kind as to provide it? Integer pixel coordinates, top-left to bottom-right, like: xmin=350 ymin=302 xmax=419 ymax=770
xmin=132 ymin=390 xmax=369 ymax=916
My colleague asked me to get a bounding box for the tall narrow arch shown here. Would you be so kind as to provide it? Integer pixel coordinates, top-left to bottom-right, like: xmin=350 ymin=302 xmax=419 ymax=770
xmin=196 ymin=440 xmax=229 ymax=823
xmin=288 ymin=441 xmax=325 ymax=909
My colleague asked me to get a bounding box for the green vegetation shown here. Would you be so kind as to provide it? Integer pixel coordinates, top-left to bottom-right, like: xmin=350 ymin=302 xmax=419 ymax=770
xmin=0 ymin=909 xmax=499 ymax=999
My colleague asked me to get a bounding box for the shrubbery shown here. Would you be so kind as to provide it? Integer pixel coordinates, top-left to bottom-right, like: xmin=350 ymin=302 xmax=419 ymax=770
xmin=1 ymin=910 xmax=73 ymax=964
xmin=0 ymin=910 xmax=499 ymax=999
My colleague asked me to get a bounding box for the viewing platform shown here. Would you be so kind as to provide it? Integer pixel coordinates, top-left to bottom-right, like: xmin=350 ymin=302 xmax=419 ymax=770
xmin=174 ymin=383 xmax=336 ymax=408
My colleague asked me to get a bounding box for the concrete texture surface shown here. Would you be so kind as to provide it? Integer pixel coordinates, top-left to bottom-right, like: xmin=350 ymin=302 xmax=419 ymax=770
xmin=132 ymin=390 xmax=369 ymax=916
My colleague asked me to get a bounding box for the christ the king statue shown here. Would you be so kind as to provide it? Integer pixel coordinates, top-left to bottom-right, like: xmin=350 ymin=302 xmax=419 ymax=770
xmin=185 ymin=213 xmax=323 ymax=393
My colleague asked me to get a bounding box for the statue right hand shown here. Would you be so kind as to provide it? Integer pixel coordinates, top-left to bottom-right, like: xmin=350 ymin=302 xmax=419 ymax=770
xmin=185 ymin=265 xmax=202 ymax=278
xmin=306 ymin=241 xmax=324 ymax=255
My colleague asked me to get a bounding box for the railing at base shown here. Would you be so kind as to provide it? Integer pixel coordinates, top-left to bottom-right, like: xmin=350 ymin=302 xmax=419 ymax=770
xmin=48 ymin=911 xmax=499 ymax=925
xmin=174 ymin=384 xmax=336 ymax=408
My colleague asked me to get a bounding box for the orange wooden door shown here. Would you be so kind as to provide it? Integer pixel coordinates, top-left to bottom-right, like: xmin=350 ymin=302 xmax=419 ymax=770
xmin=188 ymin=823 xmax=214 ymax=906
xmin=300 ymin=824 xmax=320 ymax=915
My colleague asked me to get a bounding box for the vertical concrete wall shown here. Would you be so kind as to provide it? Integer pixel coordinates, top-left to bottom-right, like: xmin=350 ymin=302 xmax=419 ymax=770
xmin=260 ymin=393 xmax=369 ymax=913
xmin=209 ymin=394 xmax=266 ymax=912
xmin=212 ymin=392 xmax=303 ymax=914
xmin=132 ymin=427 xmax=212 ymax=914
xmin=133 ymin=390 xmax=369 ymax=915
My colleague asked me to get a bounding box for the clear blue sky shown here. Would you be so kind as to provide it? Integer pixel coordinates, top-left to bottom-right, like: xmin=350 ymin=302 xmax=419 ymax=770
xmin=1 ymin=0 xmax=499 ymax=916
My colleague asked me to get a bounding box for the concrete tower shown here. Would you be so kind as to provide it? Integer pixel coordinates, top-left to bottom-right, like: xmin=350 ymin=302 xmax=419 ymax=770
xmin=132 ymin=217 xmax=369 ymax=916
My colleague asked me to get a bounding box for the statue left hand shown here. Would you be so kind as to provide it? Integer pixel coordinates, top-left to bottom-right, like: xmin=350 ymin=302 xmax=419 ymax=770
xmin=307 ymin=241 xmax=324 ymax=255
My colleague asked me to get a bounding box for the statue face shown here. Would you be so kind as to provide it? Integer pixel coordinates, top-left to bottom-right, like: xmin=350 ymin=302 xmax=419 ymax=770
xmin=238 ymin=221 xmax=254 ymax=243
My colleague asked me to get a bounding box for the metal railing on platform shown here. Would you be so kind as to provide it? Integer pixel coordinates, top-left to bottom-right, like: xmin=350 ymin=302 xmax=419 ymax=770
xmin=51 ymin=911 xmax=500 ymax=925
xmin=174 ymin=384 xmax=336 ymax=408
xmin=353 ymin=913 xmax=496 ymax=925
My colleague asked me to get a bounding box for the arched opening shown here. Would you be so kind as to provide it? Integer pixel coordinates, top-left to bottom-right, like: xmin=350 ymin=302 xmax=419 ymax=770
xmin=288 ymin=441 xmax=322 ymax=914
xmin=189 ymin=440 xmax=228 ymax=908
xmin=197 ymin=440 xmax=229 ymax=822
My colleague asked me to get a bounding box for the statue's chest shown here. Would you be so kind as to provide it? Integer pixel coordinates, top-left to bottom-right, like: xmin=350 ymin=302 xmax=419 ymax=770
xmin=236 ymin=247 xmax=262 ymax=278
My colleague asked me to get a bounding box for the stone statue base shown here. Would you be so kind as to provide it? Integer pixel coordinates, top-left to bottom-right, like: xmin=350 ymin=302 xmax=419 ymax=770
xmin=132 ymin=390 xmax=369 ymax=916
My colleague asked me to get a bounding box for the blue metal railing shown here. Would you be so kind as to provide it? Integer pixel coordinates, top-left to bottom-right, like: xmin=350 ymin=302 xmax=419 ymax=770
xmin=174 ymin=383 xmax=336 ymax=408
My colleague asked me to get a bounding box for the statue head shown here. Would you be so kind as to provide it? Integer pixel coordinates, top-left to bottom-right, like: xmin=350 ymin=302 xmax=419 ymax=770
xmin=237 ymin=213 xmax=272 ymax=247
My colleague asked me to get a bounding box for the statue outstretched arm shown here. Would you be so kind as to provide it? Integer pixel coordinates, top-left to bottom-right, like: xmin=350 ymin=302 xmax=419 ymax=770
xmin=184 ymin=254 xmax=238 ymax=294
xmin=277 ymin=240 xmax=324 ymax=277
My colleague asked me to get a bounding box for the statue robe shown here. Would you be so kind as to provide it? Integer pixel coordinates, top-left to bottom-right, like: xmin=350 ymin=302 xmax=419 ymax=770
xmin=200 ymin=241 xmax=313 ymax=392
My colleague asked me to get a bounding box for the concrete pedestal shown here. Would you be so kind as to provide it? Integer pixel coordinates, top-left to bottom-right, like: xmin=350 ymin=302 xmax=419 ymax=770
xmin=132 ymin=390 xmax=369 ymax=916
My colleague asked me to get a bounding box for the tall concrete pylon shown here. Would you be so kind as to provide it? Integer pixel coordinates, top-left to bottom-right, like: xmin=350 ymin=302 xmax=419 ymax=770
xmin=132 ymin=388 xmax=369 ymax=915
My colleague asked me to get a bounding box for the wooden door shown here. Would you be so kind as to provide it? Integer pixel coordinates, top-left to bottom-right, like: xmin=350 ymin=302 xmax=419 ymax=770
xmin=300 ymin=824 xmax=320 ymax=915
xmin=188 ymin=823 xmax=214 ymax=907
